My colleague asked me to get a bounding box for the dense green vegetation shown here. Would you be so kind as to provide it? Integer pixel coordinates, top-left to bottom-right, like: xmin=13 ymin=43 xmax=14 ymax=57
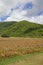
xmin=0 ymin=20 xmax=43 ymax=38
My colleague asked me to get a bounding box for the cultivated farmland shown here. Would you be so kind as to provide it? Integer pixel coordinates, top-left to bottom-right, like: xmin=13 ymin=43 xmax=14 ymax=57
xmin=0 ymin=38 xmax=43 ymax=58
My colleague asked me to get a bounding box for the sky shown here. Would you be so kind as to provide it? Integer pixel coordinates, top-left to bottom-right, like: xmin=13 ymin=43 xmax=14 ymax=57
xmin=0 ymin=0 xmax=43 ymax=24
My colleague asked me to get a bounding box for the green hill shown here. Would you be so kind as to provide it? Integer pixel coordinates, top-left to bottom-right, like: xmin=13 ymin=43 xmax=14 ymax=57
xmin=0 ymin=20 xmax=43 ymax=38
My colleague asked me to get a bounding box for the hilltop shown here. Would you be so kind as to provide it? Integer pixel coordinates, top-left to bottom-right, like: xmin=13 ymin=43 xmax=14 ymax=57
xmin=0 ymin=20 xmax=43 ymax=38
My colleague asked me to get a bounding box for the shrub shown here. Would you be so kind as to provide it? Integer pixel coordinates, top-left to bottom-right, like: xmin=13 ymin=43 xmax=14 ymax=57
xmin=1 ymin=34 xmax=10 ymax=38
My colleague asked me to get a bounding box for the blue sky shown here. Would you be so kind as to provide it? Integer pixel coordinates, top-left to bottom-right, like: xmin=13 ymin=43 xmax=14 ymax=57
xmin=23 ymin=2 xmax=33 ymax=10
xmin=0 ymin=0 xmax=43 ymax=24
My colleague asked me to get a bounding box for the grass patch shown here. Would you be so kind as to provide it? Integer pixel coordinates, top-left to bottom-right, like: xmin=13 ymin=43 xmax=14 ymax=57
xmin=0 ymin=52 xmax=43 ymax=65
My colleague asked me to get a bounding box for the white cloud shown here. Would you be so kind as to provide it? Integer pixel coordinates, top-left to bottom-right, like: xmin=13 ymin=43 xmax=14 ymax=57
xmin=6 ymin=10 xmax=27 ymax=21
xmin=0 ymin=0 xmax=43 ymax=24
xmin=6 ymin=9 xmax=43 ymax=24
xmin=28 ymin=16 xmax=43 ymax=24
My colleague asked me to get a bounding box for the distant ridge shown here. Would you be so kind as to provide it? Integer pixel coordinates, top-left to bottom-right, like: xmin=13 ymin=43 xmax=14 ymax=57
xmin=0 ymin=20 xmax=43 ymax=38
